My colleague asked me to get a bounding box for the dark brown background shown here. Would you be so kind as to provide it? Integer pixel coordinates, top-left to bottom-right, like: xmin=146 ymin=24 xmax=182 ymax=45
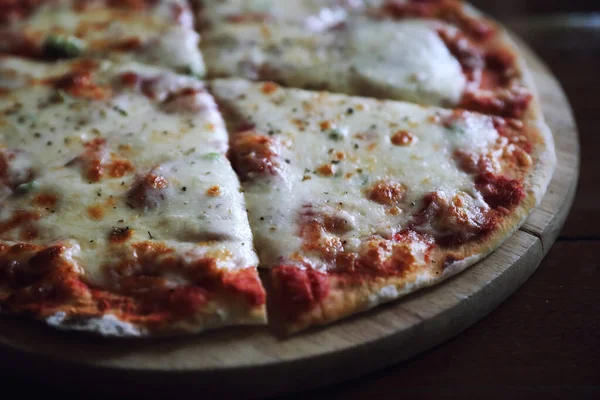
xmin=1 ymin=1 xmax=598 ymax=399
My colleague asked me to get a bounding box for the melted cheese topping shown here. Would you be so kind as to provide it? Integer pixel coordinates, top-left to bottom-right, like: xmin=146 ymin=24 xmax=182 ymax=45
xmin=202 ymin=19 xmax=465 ymax=106
xmin=2 ymin=1 xmax=204 ymax=75
xmin=348 ymin=20 xmax=466 ymax=106
xmin=197 ymin=0 xmax=364 ymax=29
xmin=211 ymin=79 xmax=498 ymax=269
xmin=0 ymin=59 xmax=256 ymax=286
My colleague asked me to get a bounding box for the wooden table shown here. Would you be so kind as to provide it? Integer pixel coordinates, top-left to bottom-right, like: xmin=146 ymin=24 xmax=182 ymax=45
xmin=0 ymin=2 xmax=598 ymax=399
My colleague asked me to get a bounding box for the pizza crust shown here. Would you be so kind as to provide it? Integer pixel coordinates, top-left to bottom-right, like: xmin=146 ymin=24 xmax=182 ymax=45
xmin=41 ymin=298 xmax=267 ymax=338
xmin=46 ymin=313 xmax=144 ymax=337
xmin=461 ymin=3 xmax=557 ymax=207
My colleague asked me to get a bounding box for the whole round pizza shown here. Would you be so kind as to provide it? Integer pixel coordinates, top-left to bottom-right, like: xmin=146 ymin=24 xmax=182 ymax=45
xmin=0 ymin=0 xmax=555 ymax=336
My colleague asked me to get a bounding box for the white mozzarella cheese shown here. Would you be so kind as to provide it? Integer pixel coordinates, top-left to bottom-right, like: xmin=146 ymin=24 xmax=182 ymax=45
xmin=211 ymin=79 xmax=499 ymax=269
xmin=202 ymin=19 xmax=466 ymax=106
xmin=0 ymin=59 xmax=256 ymax=286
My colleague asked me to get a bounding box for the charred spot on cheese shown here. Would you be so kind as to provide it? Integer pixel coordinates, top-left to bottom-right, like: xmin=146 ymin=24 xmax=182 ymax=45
xmin=229 ymin=130 xmax=281 ymax=181
xmin=299 ymin=206 xmax=355 ymax=236
xmin=297 ymin=207 xmax=354 ymax=261
xmin=34 ymin=193 xmax=57 ymax=207
xmin=52 ymin=70 xmax=110 ymax=100
xmin=315 ymin=163 xmax=336 ymax=177
xmin=390 ymin=130 xmax=416 ymax=146
xmin=352 ymin=237 xmax=417 ymax=277
xmin=109 ymin=226 xmax=134 ymax=243
xmin=65 ymin=139 xmax=133 ymax=182
xmin=332 ymin=234 xmax=428 ymax=279
xmin=127 ymin=171 xmax=170 ymax=210
xmin=108 ymin=159 xmax=134 ymax=178
xmin=261 ymin=81 xmax=278 ymax=94
xmin=65 ymin=139 xmax=106 ymax=182
xmin=87 ymin=205 xmax=104 ymax=221
xmin=367 ymin=180 xmax=407 ymax=205
xmin=206 ymin=185 xmax=222 ymax=197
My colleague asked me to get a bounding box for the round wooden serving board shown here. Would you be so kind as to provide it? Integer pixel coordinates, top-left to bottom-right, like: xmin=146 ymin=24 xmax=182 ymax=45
xmin=0 ymin=35 xmax=579 ymax=398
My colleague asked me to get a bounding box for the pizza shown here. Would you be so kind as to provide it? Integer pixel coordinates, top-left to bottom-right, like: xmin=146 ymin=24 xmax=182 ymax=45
xmin=0 ymin=0 xmax=555 ymax=336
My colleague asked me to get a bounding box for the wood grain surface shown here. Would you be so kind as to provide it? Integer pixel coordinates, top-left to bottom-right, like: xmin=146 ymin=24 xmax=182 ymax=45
xmin=0 ymin=3 xmax=597 ymax=400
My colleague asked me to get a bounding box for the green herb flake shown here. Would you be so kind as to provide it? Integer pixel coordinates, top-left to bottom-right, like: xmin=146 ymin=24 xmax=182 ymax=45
xmin=42 ymin=35 xmax=87 ymax=59
xmin=447 ymin=122 xmax=465 ymax=134
xmin=113 ymin=105 xmax=128 ymax=116
xmin=328 ymin=129 xmax=344 ymax=141
xmin=202 ymin=152 xmax=221 ymax=161
xmin=183 ymin=65 xmax=205 ymax=80
xmin=184 ymin=147 xmax=196 ymax=155
xmin=16 ymin=181 xmax=36 ymax=194
xmin=50 ymin=89 xmax=70 ymax=104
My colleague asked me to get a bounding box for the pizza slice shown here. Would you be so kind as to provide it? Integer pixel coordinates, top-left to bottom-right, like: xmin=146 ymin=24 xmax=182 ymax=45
xmin=201 ymin=0 xmax=535 ymax=119
xmin=0 ymin=0 xmax=204 ymax=76
xmin=0 ymin=58 xmax=265 ymax=336
xmin=211 ymin=78 xmax=554 ymax=333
